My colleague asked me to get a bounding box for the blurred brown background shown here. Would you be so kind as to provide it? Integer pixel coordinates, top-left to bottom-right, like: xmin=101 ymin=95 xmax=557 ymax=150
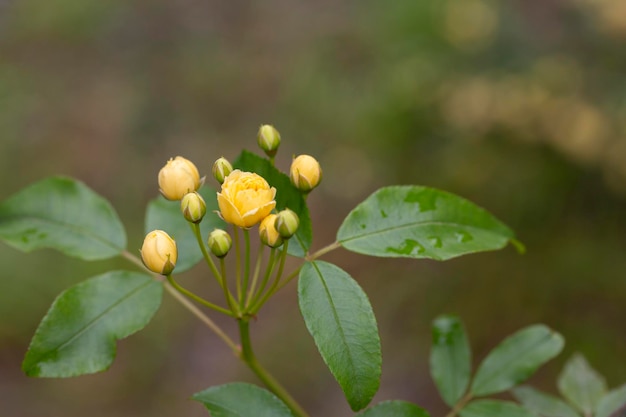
xmin=1 ymin=0 xmax=625 ymax=416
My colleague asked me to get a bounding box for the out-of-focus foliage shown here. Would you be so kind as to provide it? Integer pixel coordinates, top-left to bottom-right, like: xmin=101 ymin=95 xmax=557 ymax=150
xmin=1 ymin=1 xmax=625 ymax=416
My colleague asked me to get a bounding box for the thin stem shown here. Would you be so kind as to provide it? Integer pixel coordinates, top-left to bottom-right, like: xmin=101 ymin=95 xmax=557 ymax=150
xmin=273 ymin=264 xmax=303 ymax=293
xmin=163 ymin=282 xmax=239 ymax=353
xmin=248 ymin=248 xmax=277 ymax=308
xmin=233 ymin=226 xmax=242 ymax=302
xmin=306 ymin=241 xmax=342 ymax=261
xmin=166 ymin=275 xmax=235 ymax=317
xmin=190 ymin=223 xmax=222 ymax=285
xmin=250 ymin=240 xmax=289 ymax=314
xmin=220 ymin=257 xmax=240 ymax=317
xmin=444 ymin=392 xmax=473 ymax=417
xmin=238 ymin=319 xmax=309 ymax=417
xmin=245 ymin=243 xmax=265 ymax=308
xmin=241 ymin=229 xmax=251 ymax=310
xmin=120 ymin=250 xmax=238 ymax=353
xmin=190 ymin=223 xmax=238 ymax=314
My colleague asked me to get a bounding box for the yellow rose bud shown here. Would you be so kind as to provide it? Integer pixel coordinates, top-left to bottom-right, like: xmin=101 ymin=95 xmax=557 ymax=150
xmin=259 ymin=214 xmax=283 ymax=248
xmin=257 ymin=124 xmax=281 ymax=157
xmin=208 ymin=229 xmax=232 ymax=258
xmin=141 ymin=230 xmax=177 ymax=275
xmin=290 ymin=154 xmax=322 ymax=193
xmin=217 ymin=170 xmax=277 ymax=228
xmin=275 ymin=209 xmax=299 ymax=239
xmin=180 ymin=192 xmax=206 ymax=223
xmin=158 ymin=156 xmax=202 ymax=201
xmin=212 ymin=157 xmax=233 ymax=184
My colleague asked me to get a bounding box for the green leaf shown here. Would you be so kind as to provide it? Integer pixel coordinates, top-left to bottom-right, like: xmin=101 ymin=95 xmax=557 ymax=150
xmin=596 ymin=384 xmax=626 ymax=417
xmin=233 ymin=150 xmax=312 ymax=257
xmin=22 ymin=271 xmax=162 ymax=377
xmin=298 ymin=261 xmax=381 ymax=411
xmin=192 ymin=382 xmax=295 ymax=417
xmin=557 ymin=354 xmax=608 ymax=415
xmin=460 ymin=400 xmax=540 ymax=417
xmin=0 ymin=176 xmax=126 ymax=260
xmin=336 ymin=185 xmax=518 ymax=261
xmin=430 ymin=315 xmax=472 ymax=407
xmin=356 ymin=400 xmax=431 ymax=417
xmin=470 ymin=325 xmax=564 ymax=396
xmin=512 ymin=385 xmax=580 ymax=417
xmin=145 ymin=185 xmax=224 ymax=273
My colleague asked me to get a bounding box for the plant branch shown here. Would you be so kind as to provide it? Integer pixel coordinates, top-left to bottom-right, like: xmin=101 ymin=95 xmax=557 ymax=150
xmin=238 ymin=319 xmax=309 ymax=417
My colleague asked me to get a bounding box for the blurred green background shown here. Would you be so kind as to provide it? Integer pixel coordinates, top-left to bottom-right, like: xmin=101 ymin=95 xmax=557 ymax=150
xmin=1 ymin=0 xmax=625 ymax=416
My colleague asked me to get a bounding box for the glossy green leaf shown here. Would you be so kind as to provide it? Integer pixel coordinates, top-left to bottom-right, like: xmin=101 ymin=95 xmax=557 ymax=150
xmin=22 ymin=271 xmax=162 ymax=377
xmin=460 ymin=400 xmax=540 ymax=417
xmin=512 ymin=385 xmax=580 ymax=417
xmin=192 ymin=382 xmax=295 ymax=417
xmin=356 ymin=400 xmax=431 ymax=417
xmin=0 ymin=176 xmax=126 ymax=260
xmin=557 ymin=354 xmax=608 ymax=415
xmin=337 ymin=186 xmax=519 ymax=261
xmin=596 ymin=384 xmax=626 ymax=417
xmin=471 ymin=325 xmax=564 ymax=396
xmin=234 ymin=150 xmax=312 ymax=257
xmin=298 ymin=261 xmax=381 ymax=411
xmin=145 ymin=185 xmax=224 ymax=273
xmin=430 ymin=315 xmax=472 ymax=407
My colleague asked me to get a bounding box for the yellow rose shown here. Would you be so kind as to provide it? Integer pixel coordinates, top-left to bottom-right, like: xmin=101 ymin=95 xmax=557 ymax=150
xmin=141 ymin=230 xmax=177 ymax=275
xmin=290 ymin=154 xmax=322 ymax=192
xmin=217 ymin=170 xmax=277 ymax=228
xmin=259 ymin=214 xmax=283 ymax=248
xmin=158 ymin=156 xmax=201 ymax=201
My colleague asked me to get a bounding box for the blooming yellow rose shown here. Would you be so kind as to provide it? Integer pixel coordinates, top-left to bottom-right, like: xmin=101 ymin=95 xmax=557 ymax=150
xmin=290 ymin=154 xmax=322 ymax=192
xmin=217 ymin=170 xmax=277 ymax=228
xmin=141 ymin=230 xmax=177 ymax=275
xmin=158 ymin=156 xmax=201 ymax=201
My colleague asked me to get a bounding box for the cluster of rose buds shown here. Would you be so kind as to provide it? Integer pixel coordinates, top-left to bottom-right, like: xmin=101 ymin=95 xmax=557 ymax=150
xmin=140 ymin=125 xmax=321 ymax=276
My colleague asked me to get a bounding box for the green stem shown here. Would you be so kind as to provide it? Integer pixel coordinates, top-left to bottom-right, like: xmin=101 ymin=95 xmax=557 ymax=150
xmin=241 ymin=229 xmax=251 ymax=310
xmin=120 ymin=250 xmax=238 ymax=353
xmin=306 ymin=241 xmax=342 ymax=261
xmin=190 ymin=223 xmax=221 ymax=284
xmin=238 ymin=319 xmax=309 ymax=417
xmin=234 ymin=226 xmax=242 ymax=302
xmin=220 ymin=258 xmax=240 ymax=317
xmin=248 ymin=248 xmax=277 ymax=309
xmin=444 ymin=392 xmax=473 ymax=417
xmin=166 ymin=275 xmax=234 ymax=317
xmin=250 ymin=241 xmax=289 ymax=314
xmin=245 ymin=243 xmax=265 ymax=308
xmin=190 ymin=222 xmax=239 ymax=315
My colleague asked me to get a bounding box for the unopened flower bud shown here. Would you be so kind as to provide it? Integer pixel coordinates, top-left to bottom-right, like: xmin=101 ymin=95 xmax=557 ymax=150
xmin=212 ymin=157 xmax=233 ymax=184
xmin=141 ymin=230 xmax=177 ymax=275
xmin=208 ymin=229 xmax=232 ymax=258
xmin=259 ymin=214 xmax=283 ymax=248
xmin=289 ymin=154 xmax=322 ymax=193
xmin=158 ymin=156 xmax=202 ymax=201
xmin=275 ymin=209 xmax=299 ymax=239
xmin=180 ymin=192 xmax=206 ymax=223
xmin=257 ymin=124 xmax=281 ymax=157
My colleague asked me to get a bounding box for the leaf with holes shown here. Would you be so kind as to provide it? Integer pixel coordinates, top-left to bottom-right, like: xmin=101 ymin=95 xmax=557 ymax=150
xmin=430 ymin=315 xmax=472 ymax=407
xmin=337 ymin=186 xmax=521 ymax=261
